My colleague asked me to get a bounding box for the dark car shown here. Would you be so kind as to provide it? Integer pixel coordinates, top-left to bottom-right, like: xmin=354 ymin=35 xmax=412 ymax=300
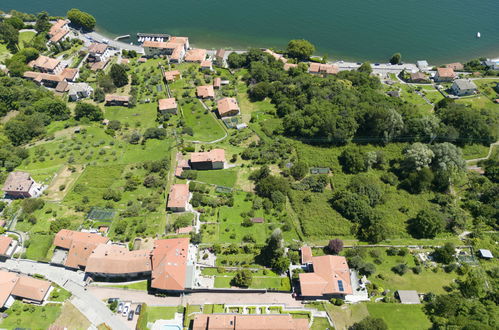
xmin=128 ymin=311 xmax=134 ymax=321
xmin=374 ymin=63 xmax=380 ymax=66
xmin=107 ymin=298 xmax=119 ymax=304
xmin=135 ymin=304 xmax=142 ymax=315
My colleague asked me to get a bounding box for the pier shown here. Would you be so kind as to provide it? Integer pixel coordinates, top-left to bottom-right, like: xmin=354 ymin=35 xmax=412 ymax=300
xmin=114 ymin=34 xmax=130 ymax=41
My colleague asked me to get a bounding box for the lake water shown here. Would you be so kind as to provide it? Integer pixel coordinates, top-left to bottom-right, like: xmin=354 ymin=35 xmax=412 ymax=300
xmin=2 ymin=0 xmax=499 ymax=64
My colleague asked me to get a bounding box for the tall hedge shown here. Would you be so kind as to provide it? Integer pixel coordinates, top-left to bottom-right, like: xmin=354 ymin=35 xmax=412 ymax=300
xmin=67 ymin=9 xmax=96 ymax=31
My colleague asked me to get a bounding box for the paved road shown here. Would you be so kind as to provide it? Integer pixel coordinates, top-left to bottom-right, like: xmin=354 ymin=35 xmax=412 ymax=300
xmin=0 ymin=259 xmax=129 ymax=330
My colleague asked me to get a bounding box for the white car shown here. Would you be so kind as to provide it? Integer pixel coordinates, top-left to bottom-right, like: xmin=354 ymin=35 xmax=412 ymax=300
xmin=122 ymin=303 xmax=131 ymax=317
xmin=117 ymin=302 xmax=123 ymax=313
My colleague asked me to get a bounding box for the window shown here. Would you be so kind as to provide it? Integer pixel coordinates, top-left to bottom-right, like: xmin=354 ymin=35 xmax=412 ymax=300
xmin=338 ymin=280 xmax=344 ymax=292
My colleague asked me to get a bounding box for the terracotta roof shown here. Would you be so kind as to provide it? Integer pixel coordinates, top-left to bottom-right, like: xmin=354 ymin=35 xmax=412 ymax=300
xmin=176 ymin=226 xmax=193 ymax=235
xmin=164 ymin=70 xmax=181 ymax=81
xmin=284 ymin=63 xmax=298 ymax=71
xmin=170 ymin=46 xmax=183 ymax=61
xmin=167 ymin=184 xmax=189 ymax=209
xmin=151 ymin=238 xmax=189 ymax=291
xmin=196 ymin=85 xmax=215 ymax=99
xmin=410 ymin=72 xmax=427 ymax=81
xmin=309 ymin=63 xmax=339 ymax=74
xmin=62 ymin=68 xmax=78 ymax=81
xmin=192 ymin=314 xmax=310 ymax=330
xmin=30 ymin=55 xmax=61 ymax=71
xmin=54 ymin=229 xmax=109 ymax=269
xmin=445 ymin=62 xmax=464 ymax=71
xmin=50 ymin=29 xmax=69 ymax=43
xmin=48 ymin=20 xmax=69 ymax=43
xmin=120 ymin=58 xmax=130 ymax=65
xmin=85 ymin=244 xmax=152 ymax=275
xmin=23 ymin=71 xmax=65 ymax=83
xmin=142 ymin=40 xmax=169 ymax=49
xmin=300 ymin=246 xmax=313 ymax=264
xmin=55 ymin=80 xmax=69 ymax=93
xmin=2 ymin=172 xmax=34 ymax=193
xmin=190 ymin=149 xmax=226 ymax=164
xmin=213 ymin=77 xmax=221 ymax=88
xmin=105 ymin=94 xmax=130 ymax=102
xmin=250 ymin=217 xmax=264 ymax=223
xmin=0 ymin=271 xmax=18 ymax=307
xmin=217 ymin=97 xmax=240 ymax=116
xmin=215 ymin=49 xmax=226 ymax=58
xmin=201 ymin=60 xmax=212 ymax=68
xmin=299 ymin=255 xmax=352 ymax=296
xmin=185 ymin=49 xmax=207 ymax=63
xmin=436 ymin=67 xmax=456 ymax=78
xmin=11 ymin=275 xmax=51 ymax=302
xmin=90 ymin=60 xmax=108 ymax=71
xmin=0 ymin=236 xmax=13 ymax=256
xmin=264 ymin=49 xmax=287 ymax=63
xmin=88 ymin=43 xmax=108 ymax=54
xmin=159 ymin=98 xmax=177 ymax=110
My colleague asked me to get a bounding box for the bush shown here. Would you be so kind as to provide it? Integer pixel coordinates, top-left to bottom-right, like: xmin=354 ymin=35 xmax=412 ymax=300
xmin=412 ymin=266 xmax=422 ymax=274
xmin=392 ymin=263 xmax=408 ymax=275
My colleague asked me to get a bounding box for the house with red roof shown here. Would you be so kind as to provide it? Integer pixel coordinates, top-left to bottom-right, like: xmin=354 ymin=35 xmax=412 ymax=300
xmin=189 ymin=149 xmax=225 ymax=170
xmin=167 ymin=184 xmax=190 ymax=212
xmin=150 ymin=238 xmax=190 ymax=293
xmin=299 ymin=255 xmax=352 ymax=298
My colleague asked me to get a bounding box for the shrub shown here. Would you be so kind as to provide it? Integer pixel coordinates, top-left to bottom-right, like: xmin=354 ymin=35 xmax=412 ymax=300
xmin=392 ymin=263 xmax=408 ymax=275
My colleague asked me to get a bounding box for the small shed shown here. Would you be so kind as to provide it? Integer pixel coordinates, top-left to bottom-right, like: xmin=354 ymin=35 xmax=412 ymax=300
xmin=478 ymin=249 xmax=494 ymax=259
xmin=396 ymin=290 xmax=420 ymax=304
xmin=250 ymin=217 xmax=264 ymax=224
xmin=310 ymin=167 xmax=330 ymax=174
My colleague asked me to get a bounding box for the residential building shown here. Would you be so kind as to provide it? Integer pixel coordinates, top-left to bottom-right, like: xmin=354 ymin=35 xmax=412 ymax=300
xmin=217 ymin=97 xmax=240 ymax=117
xmin=309 ymin=63 xmax=339 ymax=75
xmin=201 ymin=60 xmax=213 ymax=71
xmin=192 ymin=314 xmax=309 ymax=330
xmin=48 ymin=19 xmax=70 ymax=44
xmin=151 ymin=238 xmax=190 ymax=292
xmin=167 ymin=184 xmax=190 ymax=212
xmin=0 ymin=236 xmax=17 ymax=260
xmin=396 ymin=290 xmax=421 ymax=304
xmin=410 ymin=72 xmax=427 ymax=83
xmin=284 ymin=63 xmax=298 ymax=71
xmin=299 ymin=255 xmax=353 ymax=298
xmin=29 ymin=55 xmax=65 ymax=74
xmin=185 ymin=49 xmax=207 ymax=63
xmin=53 ymin=229 xmax=109 ymax=269
xmin=416 ymin=60 xmax=429 ymax=70
xmin=143 ymin=37 xmax=189 ymax=62
xmin=264 ymin=49 xmax=287 ymax=63
xmin=105 ymin=94 xmax=130 ymax=107
xmin=196 ymin=85 xmax=215 ymax=99
xmin=55 ymin=81 xmax=69 ymax=93
xmin=445 ymin=62 xmax=464 ymax=71
xmin=213 ymin=77 xmax=221 ymax=89
xmin=61 ymin=68 xmax=79 ymax=82
xmin=484 ymin=60 xmax=499 ymax=70
xmin=0 ymin=271 xmax=51 ymax=309
xmin=451 ymin=79 xmax=477 ymax=96
xmin=85 ymin=244 xmax=152 ymax=280
xmin=87 ymin=43 xmax=110 ymax=62
xmin=90 ymin=60 xmax=109 ymax=71
xmin=68 ymin=83 xmax=93 ymax=101
xmin=189 ymin=149 xmax=226 ymax=170
xmin=215 ymin=49 xmax=226 ymax=66
xmin=23 ymin=71 xmax=65 ymax=88
xmin=158 ymin=98 xmax=178 ymax=115
xmin=164 ymin=70 xmax=181 ymax=82
xmin=434 ymin=67 xmax=456 ymax=82
xmin=300 ymin=245 xmax=313 ymax=266
xmin=2 ymin=171 xmax=37 ymax=198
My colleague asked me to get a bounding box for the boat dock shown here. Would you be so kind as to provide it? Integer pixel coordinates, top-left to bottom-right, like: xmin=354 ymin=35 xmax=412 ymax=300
xmin=137 ymin=33 xmax=171 ymax=43
xmin=114 ymin=34 xmax=130 ymax=41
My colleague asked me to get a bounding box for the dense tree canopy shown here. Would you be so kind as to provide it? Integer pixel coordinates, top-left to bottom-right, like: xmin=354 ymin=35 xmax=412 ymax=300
xmin=74 ymin=102 xmax=103 ymax=121
xmin=286 ymin=39 xmax=315 ymax=61
xmin=67 ymin=8 xmax=96 ymax=30
xmin=109 ymin=64 xmax=128 ymax=87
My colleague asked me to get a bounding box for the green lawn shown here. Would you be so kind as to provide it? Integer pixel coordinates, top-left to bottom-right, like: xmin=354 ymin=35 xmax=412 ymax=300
xmin=147 ymin=306 xmax=178 ymax=323
xmin=1 ymin=301 xmax=62 ymax=329
xmin=324 ymin=303 xmax=369 ymax=330
xmin=213 ymin=276 xmax=290 ymax=290
xmin=182 ymin=99 xmax=226 ymax=142
xmin=196 ymin=168 xmax=238 ymax=187
xmin=18 ymin=31 xmax=36 ymax=49
xmin=49 ymin=286 xmax=72 ymax=302
xmin=105 ymin=280 xmax=148 ymax=291
xmin=24 ymin=233 xmax=54 ymax=262
xmin=311 ymin=317 xmax=332 ymax=330
xmin=367 ymin=303 xmax=431 ymax=330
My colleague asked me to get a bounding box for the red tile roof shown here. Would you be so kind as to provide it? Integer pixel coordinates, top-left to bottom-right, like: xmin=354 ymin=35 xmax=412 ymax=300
xmin=164 ymin=70 xmax=181 ymax=81
xmin=196 ymin=85 xmax=215 ymax=99
xmin=151 ymin=238 xmax=189 ymax=291
xmin=54 ymin=230 xmax=109 ymax=269
xmin=159 ymin=98 xmax=177 ymax=111
xmin=217 ymin=97 xmax=240 ymax=116
xmin=299 ymin=255 xmax=352 ymax=296
xmin=167 ymin=184 xmax=190 ymax=209
xmin=190 ymin=149 xmax=226 ymax=164
xmin=88 ymin=43 xmax=108 ymax=54
xmin=185 ymin=49 xmax=207 ymax=63
xmin=29 ymin=55 xmax=61 ymax=71
xmin=2 ymin=172 xmax=34 ymax=194
xmin=300 ymin=246 xmax=313 ymax=264
xmin=309 ymin=63 xmax=339 ymax=75
xmin=85 ymin=244 xmax=152 ymax=275
xmin=0 ymin=236 xmax=13 ymax=256
xmin=193 ymin=314 xmax=310 ymax=330
xmin=436 ymin=67 xmax=456 ymax=78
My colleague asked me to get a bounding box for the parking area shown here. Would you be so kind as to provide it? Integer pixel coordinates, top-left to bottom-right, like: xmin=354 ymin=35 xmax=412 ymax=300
xmin=111 ymin=299 xmax=145 ymax=329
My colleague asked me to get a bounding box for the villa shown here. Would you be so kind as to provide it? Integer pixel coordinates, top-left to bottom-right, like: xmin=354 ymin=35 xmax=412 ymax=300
xmin=299 ymin=255 xmax=353 ymax=299
xmin=29 ymin=55 xmax=65 ymax=74
xmin=410 ymin=72 xmax=427 ymax=83
xmin=451 ymin=79 xmax=477 ymax=96
xmin=215 ymin=49 xmax=226 ymax=66
xmin=201 ymin=60 xmax=213 ymax=71
xmin=0 ymin=271 xmax=52 ymax=310
xmin=52 ymin=229 xmax=109 ymax=270
xmin=189 ymin=149 xmax=226 ymax=170
xmin=434 ymin=67 xmax=456 ymax=82
xmin=158 ymin=98 xmax=178 ymax=115
xmin=284 ymin=63 xmax=298 ymax=71
xmin=87 ymin=43 xmax=110 ymax=62
xmin=192 ymin=314 xmax=309 ymax=330
xmin=217 ymin=97 xmax=240 ymax=117
xmin=185 ymin=48 xmax=207 ymax=63
xmin=2 ymin=171 xmax=38 ymax=198
xmin=213 ymin=77 xmax=221 ymax=89
xmin=68 ymin=83 xmax=93 ymax=101
xmin=196 ymin=85 xmax=215 ymax=99
xmin=445 ymin=62 xmax=464 ymax=71
xmin=151 ymin=238 xmax=191 ymax=293
xmin=309 ymin=63 xmax=339 ymax=75
xmin=142 ymin=37 xmax=189 ymax=62
xmin=85 ymin=244 xmax=152 ymax=280
xmin=0 ymin=236 xmax=18 ymax=260
xmin=48 ymin=19 xmax=70 ymax=44
xmin=105 ymin=94 xmax=130 ymax=107
xmin=164 ymin=70 xmax=182 ymax=82
xmin=167 ymin=184 xmax=190 ymax=212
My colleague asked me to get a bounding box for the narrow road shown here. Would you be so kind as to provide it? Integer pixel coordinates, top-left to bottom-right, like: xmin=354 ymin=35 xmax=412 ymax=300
xmin=466 ymin=141 xmax=499 ymax=164
xmin=0 ymin=259 xmax=128 ymax=330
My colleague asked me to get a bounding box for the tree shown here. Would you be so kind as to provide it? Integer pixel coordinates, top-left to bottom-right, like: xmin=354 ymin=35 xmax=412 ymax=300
xmin=290 ymin=161 xmax=308 ymax=180
xmin=410 ymin=209 xmax=445 ymax=238
xmin=339 ymin=148 xmax=367 ymax=174
xmin=35 ymin=11 xmax=50 ymax=33
xmin=33 ymin=97 xmax=70 ymax=120
xmin=49 ymin=218 xmax=71 ymax=234
xmin=0 ymin=22 xmax=19 ymax=50
xmin=143 ymin=127 xmax=166 ymax=140
xmin=357 ymin=62 xmax=372 ymax=74
xmin=109 ymin=64 xmax=128 ymax=87
xmin=93 ymin=87 xmax=105 ymax=103
xmin=403 ymin=142 xmax=434 ymax=172
xmin=67 ymin=9 xmax=96 ymax=31
xmin=458 ymin=269 xmax=486 ymax=298
xmin=4 ymin=16 xmax=24 ymax=30
xmin=232 ymin=269 xmax=252 ymax=287
xmin=350 ymin=317 xmax=388 ymax=330
xmin=430 ymin=143 xmax=466 ymax=174
xmin=328 ymin=238 xmax=344 ymax=254
xmin=389 ymin=53 xmax=402 ymax=65
xmin=255 ymin=175 xmax=289 ymax=199
xmin=74 ymin=102 xmax=103 ymax=121
xmin=249 ymin=82 xmax=272 ymax=101
xmin=348 ymin=174 xmax=385 ymax=207
xmin=286 ymin=39 xmax=315 ymax=61
xmin=432 ymin=243 xmax=456 ymax=264
xmin=331 ymin=191 xmax=372 ymax=223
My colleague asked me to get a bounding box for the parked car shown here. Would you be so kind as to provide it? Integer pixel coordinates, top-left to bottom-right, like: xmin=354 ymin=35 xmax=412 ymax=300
xmin=117 ymin=302 xmax=124 ymax=313
xmin=128 ymin=311 xmax=134 ymax=321
xmin=107 ymin=298 xmax=119 ymax=304
xmin=122 ymin=303 xmax=130 ymax=317
xmin=135 ymin=304 xmax=142 ymax=315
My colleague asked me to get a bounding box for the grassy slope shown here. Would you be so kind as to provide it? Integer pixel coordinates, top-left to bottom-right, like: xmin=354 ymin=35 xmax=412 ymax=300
xmin=367 ymin=303 xmax=431 ymax=330
xmin=1 ymin=301 xmax=61 ymax=329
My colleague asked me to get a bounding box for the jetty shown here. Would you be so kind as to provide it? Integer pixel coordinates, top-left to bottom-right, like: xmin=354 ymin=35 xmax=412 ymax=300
xmin=114 ymin=34 xmax=130 ymax=41
xmin=137 ymin=33 xmax=171 ymax=43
